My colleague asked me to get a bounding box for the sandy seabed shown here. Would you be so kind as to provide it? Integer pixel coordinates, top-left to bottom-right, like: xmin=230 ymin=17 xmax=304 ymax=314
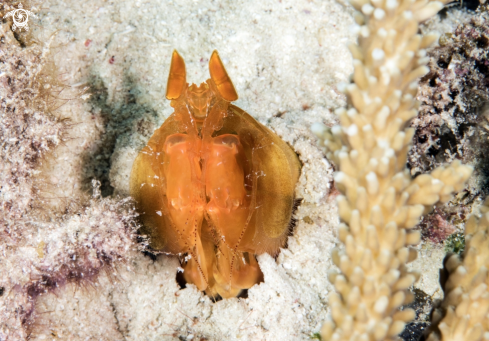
xmin=0 ymin=0 xmax=476 ymax=340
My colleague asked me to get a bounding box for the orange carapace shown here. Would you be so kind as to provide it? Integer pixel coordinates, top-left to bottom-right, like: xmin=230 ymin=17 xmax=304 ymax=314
xmin=130 ymin=50 xmax=301 ymax=298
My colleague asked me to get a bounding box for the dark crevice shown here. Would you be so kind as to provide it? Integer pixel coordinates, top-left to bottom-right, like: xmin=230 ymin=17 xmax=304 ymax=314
xmin=175 ymin=270 xmax=187 ymax=290
xmin=400 ymin=288 xmax=434 ymax=341
xmin=83 ymin=73 xmax=158 ymax=197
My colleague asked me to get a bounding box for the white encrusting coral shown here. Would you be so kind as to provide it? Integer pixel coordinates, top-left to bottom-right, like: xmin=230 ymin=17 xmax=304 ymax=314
xmin=313 ymin=0 xmax=474 ymax=339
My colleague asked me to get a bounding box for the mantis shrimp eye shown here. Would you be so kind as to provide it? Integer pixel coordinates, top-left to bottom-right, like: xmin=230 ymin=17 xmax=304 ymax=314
xmin=130 ymin=50 xmax=301 ymax=298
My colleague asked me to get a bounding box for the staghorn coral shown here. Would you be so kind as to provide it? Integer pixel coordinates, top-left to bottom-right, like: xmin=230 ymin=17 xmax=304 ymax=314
xmin=312 ymin=0 xmax=474 ymax=338
xmin=0 ymin=19 xmax=138 ymax=339
xmin=425 ymin=198 xmax=489 ymax=340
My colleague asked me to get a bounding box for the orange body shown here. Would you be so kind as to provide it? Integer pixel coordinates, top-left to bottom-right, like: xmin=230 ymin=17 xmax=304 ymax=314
xmin=130 ymin=51 xmax=301 ymax=298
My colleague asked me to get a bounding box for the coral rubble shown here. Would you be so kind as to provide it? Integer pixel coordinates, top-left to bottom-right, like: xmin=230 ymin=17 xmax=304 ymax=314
xmin=0 ymin=19 xmax=137 ymax=339
xmin=410 ymin=11 xmax=489 ymax=254
xmin=411 ymin=11 xmax=489 ymax=178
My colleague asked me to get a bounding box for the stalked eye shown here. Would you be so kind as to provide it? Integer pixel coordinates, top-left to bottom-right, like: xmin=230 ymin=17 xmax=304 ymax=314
xmin=213 ymin=134 xmax=239 ymax=148
xmin=209 ymin=50 xmax=238 ymax=102
xmin=166 ymin=50 xmax=187 ymax=100
xmin=163 ymin=134 xmax=188 ymax=153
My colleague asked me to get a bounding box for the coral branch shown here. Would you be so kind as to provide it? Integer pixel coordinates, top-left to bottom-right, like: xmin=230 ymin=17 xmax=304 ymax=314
xmin=426 ymin=197 xmax=489 ymax=341
xmin=313 ymin=0 xmax=473 ymax=339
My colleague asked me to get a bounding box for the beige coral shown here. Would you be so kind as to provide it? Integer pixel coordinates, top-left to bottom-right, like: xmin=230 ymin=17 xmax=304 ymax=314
xmin=312 ymin=0 xmax=474 ymax=339
xmin=426 ymin=199 xmax=489 ymax=341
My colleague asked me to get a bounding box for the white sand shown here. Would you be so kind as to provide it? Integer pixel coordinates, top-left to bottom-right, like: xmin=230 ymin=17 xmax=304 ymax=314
xmin=25 ymin=0 xmax=355 ymax=339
